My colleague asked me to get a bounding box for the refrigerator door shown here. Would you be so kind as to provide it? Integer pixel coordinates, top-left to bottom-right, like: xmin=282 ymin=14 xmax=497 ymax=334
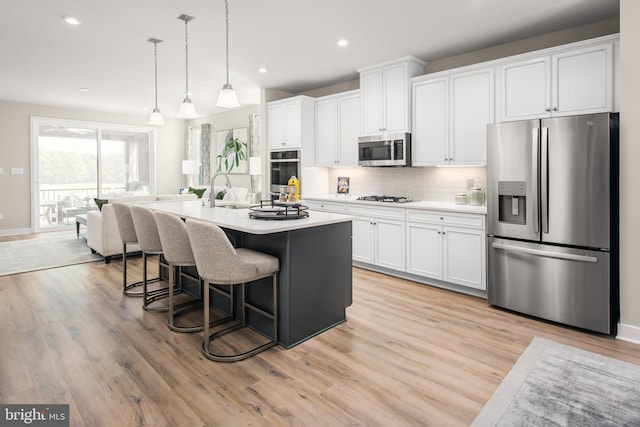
xmin=487 ymin=119 xmax=540 ymax=241
xmin=488 ymin=237 xmax=611 ymax=334
xmin=541 ymin=113 xmax=611 ymax=249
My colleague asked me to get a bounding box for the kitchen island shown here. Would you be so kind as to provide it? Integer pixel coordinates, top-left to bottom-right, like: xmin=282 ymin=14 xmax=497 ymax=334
xmin=145 ymin=200 xmax=354 ymax=349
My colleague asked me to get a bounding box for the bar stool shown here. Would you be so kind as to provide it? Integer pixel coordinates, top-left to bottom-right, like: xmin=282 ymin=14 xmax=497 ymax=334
xmin=185 ymin=219 xmax=280 ymax=362
xmin=112 ymin=202 xmax=144 ymax=297
xmin=130 ymin=206 xmax=171 ymax=312
xmin=155 ymin=212 xmax=231 ymax=332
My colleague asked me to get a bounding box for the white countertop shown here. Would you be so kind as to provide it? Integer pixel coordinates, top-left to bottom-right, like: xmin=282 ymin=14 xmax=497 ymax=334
xmin=304 ymin=195 xmax=487 ymax=215
xmin=144 ymin=200 xmax=354 ymax=234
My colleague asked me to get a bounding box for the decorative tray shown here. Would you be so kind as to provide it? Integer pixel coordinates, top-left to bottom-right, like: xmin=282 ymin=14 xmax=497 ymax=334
xmin=248 ymin=200 xmax=309 ymax=220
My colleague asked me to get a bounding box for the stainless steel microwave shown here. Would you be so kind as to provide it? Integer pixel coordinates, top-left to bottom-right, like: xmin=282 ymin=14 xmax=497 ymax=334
xmin=358 ymin=133 xmax=411 ymax=167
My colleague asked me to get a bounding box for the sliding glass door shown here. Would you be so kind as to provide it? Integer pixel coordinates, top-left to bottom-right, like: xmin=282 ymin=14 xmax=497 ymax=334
xmin=31 ymin=117 xmax=156 ymax=232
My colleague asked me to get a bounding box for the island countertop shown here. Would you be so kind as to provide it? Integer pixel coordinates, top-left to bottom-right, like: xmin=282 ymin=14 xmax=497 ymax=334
xmin=144 ymin=199 xmax=354 ymax=234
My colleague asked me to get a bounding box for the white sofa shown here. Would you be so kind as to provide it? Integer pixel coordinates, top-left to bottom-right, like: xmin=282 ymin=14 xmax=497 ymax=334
xmin=86 ymin=193 xmax=197 ymax=263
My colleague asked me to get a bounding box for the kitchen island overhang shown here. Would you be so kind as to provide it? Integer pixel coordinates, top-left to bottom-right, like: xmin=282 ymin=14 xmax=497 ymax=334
xmin=145 ymin=200 xmax=354 ymax=349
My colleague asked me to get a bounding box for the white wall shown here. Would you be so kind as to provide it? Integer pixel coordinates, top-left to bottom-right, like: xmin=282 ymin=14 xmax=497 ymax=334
xmin=0 ymin=100 xmax=184 ymax=234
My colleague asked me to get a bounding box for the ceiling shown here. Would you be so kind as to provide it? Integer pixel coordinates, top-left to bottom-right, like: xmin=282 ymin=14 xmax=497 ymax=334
xmin=0 ymin=0 xmax=619 ymax=120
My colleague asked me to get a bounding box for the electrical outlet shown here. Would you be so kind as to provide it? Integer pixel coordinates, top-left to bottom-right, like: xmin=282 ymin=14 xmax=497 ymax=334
xmin=466 ymin=178 xmax=474 ymax=190
xmin=0 ymin=167 xmax=3 ymax=175
xmin=0 ymin=212 xmax=4 ymax=220
xmin=11 ymin=167 xmax=23 ymax=175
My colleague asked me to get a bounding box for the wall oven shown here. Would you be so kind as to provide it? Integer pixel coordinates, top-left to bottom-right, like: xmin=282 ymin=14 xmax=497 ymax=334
xmin=358 ymin=133 xmax=411 ymax=167
xmin=269 ymin=150 xmax=301 ymax=199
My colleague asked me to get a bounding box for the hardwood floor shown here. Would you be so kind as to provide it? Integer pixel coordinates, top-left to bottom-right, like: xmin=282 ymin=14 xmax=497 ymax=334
xmin=1 ymin=240 xmax=640 ymax=426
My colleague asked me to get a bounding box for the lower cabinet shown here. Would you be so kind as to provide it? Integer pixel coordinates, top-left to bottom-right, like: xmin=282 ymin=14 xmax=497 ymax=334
xmin=304 ymin=199 xmax=347 ymax=214
xmin=406 ymin=209 xmax=486 ymax=290
xmin=305 ymin=199 xmax=487 ymax=292
xmin=349 ymin=204 xmax=405 ymax=272
xmin=352 ymin=217 xmax=405 ymax=271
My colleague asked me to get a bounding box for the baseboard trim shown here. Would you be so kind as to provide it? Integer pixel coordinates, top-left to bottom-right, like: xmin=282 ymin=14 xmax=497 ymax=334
xmin=616 ymin=323 xmax=640 ymax=345
xmin=0 ymin=227 xmax=32 ymax=237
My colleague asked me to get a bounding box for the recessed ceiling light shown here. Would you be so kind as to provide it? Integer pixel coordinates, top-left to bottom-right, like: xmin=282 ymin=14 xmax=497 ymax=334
xmin=79 ymin=87 xmax=89 ymax=92
xmin=63 ymin=16 xmax=81 ymax=25
xmin=258 ymin=67 xmax=267 ymax=73
xmin=337 ymin=39 xmax=349 ymax=47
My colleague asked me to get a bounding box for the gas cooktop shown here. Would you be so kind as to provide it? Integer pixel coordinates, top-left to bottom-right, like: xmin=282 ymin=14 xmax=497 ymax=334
xmin=356 ymin=195 xmax=413 ymax=203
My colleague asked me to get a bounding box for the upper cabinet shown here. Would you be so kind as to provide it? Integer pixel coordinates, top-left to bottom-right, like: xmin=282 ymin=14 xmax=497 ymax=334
xmin=267 ymin=96 xmax=315 ymax=159
xmin=358 ymin=56 xmax=425 ymax=136
xmin=315 ymin=90 xmax=360 ymax=167
xmin=412 ymin=66 xmax=494 ymax=166
xmin=500 ymin=42 xmax=614 ymax=121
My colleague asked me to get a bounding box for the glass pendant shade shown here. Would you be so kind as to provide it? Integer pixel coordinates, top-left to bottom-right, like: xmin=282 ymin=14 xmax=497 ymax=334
xmin=148 ymin=109 xmax=165 ymax=126
xmin=216 ymin=84 xmax=240 ymax=108
xmin=178 ymin=98 xmax=197 ymax=118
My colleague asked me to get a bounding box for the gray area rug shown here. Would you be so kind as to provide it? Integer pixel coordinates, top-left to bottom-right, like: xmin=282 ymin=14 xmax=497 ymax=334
xmin=473 ymin=337 xmax=640 ymax=426
xmin=0 ymin=234 xmax=102 ymax=276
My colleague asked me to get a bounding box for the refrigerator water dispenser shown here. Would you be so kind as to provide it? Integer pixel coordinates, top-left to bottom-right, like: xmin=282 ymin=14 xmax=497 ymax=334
xmin=498 ymin=181 xmax=526 ymax=224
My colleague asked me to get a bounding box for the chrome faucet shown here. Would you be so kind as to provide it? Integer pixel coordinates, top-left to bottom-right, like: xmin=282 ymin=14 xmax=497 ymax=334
xmin=209 ymin=172 xmax=232 ymax=207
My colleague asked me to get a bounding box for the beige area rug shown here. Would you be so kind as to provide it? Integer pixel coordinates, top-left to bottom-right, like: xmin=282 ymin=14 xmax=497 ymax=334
xmin=0 ymin=234 xmax=102 ymax=276
xmin=472 ymin=337 xmax=640 ymax=426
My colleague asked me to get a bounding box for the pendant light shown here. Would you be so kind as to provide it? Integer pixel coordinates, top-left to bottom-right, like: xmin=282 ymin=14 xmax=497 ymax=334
xmin=177 ymin=14 xmax=197 ymax=118
xmin=147 ymin=38 xmax=165 ymax=126
xmin=216 ymin=0 xmax=240 ymax=108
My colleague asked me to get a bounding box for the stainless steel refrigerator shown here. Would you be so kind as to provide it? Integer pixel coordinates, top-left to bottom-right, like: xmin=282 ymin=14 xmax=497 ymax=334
xmin=487 ymin=113 xmax=619 ymax=335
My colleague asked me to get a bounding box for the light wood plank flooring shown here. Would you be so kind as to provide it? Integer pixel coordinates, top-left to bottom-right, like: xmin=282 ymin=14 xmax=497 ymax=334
xmin=1 ymin=234 xmax=640 ymax=426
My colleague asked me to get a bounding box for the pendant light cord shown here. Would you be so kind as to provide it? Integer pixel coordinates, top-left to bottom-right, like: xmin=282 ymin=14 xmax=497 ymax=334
xmin=225 ymin=0 xmax=230 ymax=85
xmin=154 ymin=41 xmax=159 ymax=109
xmin=184 ymin=19 xmax=189 ymax=97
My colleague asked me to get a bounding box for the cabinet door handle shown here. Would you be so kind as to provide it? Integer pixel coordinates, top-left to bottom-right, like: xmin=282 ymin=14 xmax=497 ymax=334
xmin=552 ymin=107 xmax=558 ymax=112
xmin=442 ymin=231 xmax=446 ymax=235
xmin=545 ymin=108 xmax=551 ymax=112
xmin=281 ymin=142 xmax=286 ymax=146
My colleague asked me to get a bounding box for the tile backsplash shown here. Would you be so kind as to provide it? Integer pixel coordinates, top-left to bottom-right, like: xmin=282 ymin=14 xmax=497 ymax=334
xmin=302 ymin=166 xmax=486 ymax=203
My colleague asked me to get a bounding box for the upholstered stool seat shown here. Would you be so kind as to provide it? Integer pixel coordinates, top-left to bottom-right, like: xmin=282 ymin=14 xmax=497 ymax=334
xmin=185 ymin=218 xmax=280 ymax=362
xmin=130 ymin=205 xmax=171 ymax=312
xmin=111 ymin=202 xmax=145 ymax=297
xmin=155 ymin=212 xmax=231 ymax=333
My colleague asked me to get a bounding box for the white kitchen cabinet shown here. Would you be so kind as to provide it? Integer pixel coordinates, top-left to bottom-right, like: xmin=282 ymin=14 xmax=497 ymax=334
xmin=358 ymin=56 xmax=425 ymax=136
xmin=304 ymin=199 xmax=347 ymax=213
xmin=500 ymin=42 xmax=613 ymax=121
xmin=412 ymin=77 xmax=448 ymax=165
xmin=315 ymin=91 xmax=360 ymax=167
xmin=406 ymin=221 xmax=442 ymax=278
xmin=267 ymin=96 xmax=315 ymax=163
xmin=442 ymin=226 xmax=485 ymax=289
xmin=412 ymin=66 xmax=493 ymax=166
xmin=349 ymin=204 xmax=405 ymax=271
xmin=406 ymin=210 xmax=486 ymax=290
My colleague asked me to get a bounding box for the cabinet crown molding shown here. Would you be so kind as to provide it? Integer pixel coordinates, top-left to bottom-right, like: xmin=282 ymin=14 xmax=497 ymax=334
xmin=357 ymin=55 xmax=426 ymax=73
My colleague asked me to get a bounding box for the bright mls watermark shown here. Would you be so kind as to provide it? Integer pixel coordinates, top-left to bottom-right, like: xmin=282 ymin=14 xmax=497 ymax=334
xmin=0 ymin=405 xmax=68 ymax=426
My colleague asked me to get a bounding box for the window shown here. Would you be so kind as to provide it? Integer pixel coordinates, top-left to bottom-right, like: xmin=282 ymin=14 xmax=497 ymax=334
xmin=30 ymin=117 xmax=156 ymax=231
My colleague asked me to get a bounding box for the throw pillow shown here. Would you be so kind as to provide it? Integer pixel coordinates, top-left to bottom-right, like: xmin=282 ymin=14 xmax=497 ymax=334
xmin=187 ymin=186 xmax=206 ymax=199
xmin=94 ymin=198 xmax=109 ymax=211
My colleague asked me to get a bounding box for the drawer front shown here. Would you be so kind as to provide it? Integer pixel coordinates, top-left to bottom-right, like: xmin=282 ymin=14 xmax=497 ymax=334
xmin=347 ymin=204 xmax=406 ymax=220
xmin=305 ymin=200 xmax=347 ymax=213
xmin=406 ymin=209 xmax=485 ymax=228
